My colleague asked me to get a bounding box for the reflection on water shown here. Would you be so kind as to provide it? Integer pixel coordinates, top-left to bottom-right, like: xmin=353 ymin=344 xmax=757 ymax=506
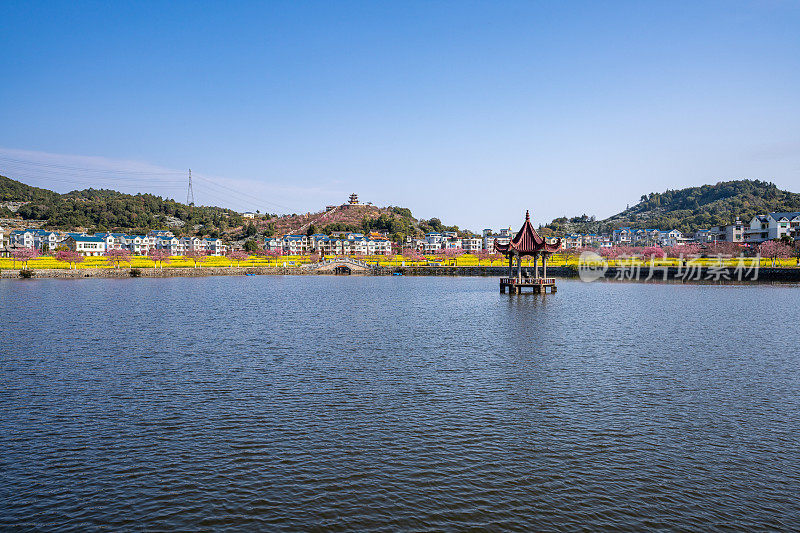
xmin=1 ymin=276 xmax=799 ymax=530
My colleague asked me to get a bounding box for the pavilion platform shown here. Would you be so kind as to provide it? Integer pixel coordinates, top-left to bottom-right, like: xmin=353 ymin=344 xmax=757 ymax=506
xmin=500 ymin=276 xmax=557 ymax=294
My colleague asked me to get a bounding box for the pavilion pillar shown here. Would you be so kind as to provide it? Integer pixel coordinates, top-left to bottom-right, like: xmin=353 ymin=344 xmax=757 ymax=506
xmin=516 ymin=252 xmax=522 ymax=282
xmin=533 ymin=254 xmax=538 ymax=279
xmin=543 ymin=254 xmax=547 ymax=279
xmin=508 ymin=254 xmax=513 ymax=278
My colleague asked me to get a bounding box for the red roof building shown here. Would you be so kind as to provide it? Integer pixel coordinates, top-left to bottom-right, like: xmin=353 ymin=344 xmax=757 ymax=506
xmin=495 ymin=211 xmax=561 ymax=256
xmin=496 ymin=210 xmax=561 ymax=284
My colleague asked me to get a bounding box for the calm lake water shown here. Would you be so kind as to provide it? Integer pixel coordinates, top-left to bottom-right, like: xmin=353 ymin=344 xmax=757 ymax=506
xmin=1 ymin=276 xmax=799 ymax=531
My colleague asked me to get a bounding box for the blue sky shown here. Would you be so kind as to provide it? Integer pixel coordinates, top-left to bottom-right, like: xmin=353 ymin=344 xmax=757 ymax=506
xmin=1 ymin=1 xmax=799 ymax=230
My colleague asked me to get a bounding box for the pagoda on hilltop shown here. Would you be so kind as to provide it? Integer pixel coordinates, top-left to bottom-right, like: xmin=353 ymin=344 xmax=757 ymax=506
xmin=496 ymin=210 xmax=561 ymax=294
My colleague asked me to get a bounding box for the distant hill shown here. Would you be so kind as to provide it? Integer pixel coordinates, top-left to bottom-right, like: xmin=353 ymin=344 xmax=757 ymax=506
xmin=0 ymin=173 xmax=242 ymax=236
xmin=0 ymin=174 xmax=60 ymax=204
xmin=13 ymin=172 xmax=786 ymax=240
xmin=255 ymin=203 xmax=469 ymax=242
xmin=0 ymin=173 xmax=467 ymax=241
xmin=543 ymin=180 xmax=800 ymax=234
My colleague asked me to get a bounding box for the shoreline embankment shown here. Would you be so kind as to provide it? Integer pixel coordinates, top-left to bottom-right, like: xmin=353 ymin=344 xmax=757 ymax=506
xmin=2 ymin=265 xmax=800 ymax=282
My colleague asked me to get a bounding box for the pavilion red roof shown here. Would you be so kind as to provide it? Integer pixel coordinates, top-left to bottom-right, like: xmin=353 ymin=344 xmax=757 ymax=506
xmin=495 ymin=210 xmax=561 ymax=256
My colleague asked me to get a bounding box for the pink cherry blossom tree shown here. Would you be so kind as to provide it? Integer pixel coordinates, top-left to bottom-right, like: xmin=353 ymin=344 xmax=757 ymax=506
xmin=226 ymin=250 xmax=249 ymax=267
xmin=444 ymin=247 xmax=464 ymax=266
xmin=641 ymin=246 xmax=666 ymax=261
xmin=12 ymin=247 xmax=40 ymax=269
xmin=708 ymin=241 xmax=741 ymax=258
xmin=475 ymin=250 xmax=492 ymax=265
xmin=264 ymin=248 xmax=284 ymax=266
xmin=599 ymin=247 xmax=619 ymax=261
xmin=105 ymin=248 xmax=131 ymax=269
xmin=148 ymin=248 xmax=171 ymax=269
xmin=55 ymin=250 xmax=85 ymax=269
xmin=403 ymin=248 xmax=423 ymax=262
xmin=615 ymin=245 xmax=637 ymax=260
xmin=669 ymin=243 xmax=701 ymax=259
xmin=759 ymin=240 xmax=792 ymax=267
xmin=184 ymin=249 xmax=208 ymax=268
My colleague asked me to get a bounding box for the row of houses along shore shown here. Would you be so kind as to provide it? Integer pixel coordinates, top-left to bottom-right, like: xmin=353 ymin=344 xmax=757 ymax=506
xmin=401 ymin=212 xmax=800 ymax=252
xmin=1 ymin=212 xmax=799 ymax=257
xmin=0 ymin=229 xmax=226 ymax=257
xmin=557 ymin=213 xmax=800 ymax=249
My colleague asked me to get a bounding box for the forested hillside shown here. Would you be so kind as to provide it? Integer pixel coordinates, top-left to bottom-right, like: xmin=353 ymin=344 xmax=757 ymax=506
xmin=8 ymin=173 xmax=791 ymax=239
xmin=1 ymin=174 xmax=243 ymax=236
xmin=0 ymin=174 xmax=467 ymax=241
xmin=544 ymin=180 xmax=800 ymax=234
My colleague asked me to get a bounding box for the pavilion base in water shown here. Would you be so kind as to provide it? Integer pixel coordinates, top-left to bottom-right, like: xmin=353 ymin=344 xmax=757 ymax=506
xmin=500 ymin=277 xmax=557 ymax=294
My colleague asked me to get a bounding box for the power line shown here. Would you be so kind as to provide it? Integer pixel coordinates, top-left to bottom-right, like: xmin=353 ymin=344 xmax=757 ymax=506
xmin=0 ymin=169 xmax=184 ymax=198
xmin=0 ymin=165 xmax=183 ymax=186
xmin=192 ymin=174 xmax=294 ymax=212
xmin=190 ymin=181 xmax=281 ymax=214
xmin=0 ymin=155 xmax=184 ymax=175
xmin=1 ymin=154 xmax=298 ymax=214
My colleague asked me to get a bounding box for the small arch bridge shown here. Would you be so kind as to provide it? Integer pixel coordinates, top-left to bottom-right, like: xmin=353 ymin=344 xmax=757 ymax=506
xmin=303 ymin=258 xmax=378 ymax=274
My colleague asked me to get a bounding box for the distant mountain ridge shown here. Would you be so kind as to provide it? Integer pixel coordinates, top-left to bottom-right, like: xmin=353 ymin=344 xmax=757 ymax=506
xmin=1 ymin=173 xmax=241 ymax=235
xmin=0 ymin=174 xmax=464 ymax=241
xmin=5 ymin=174 xmax=798 ymax=239
xmin=543 ymin=180 xmax=800 ymax=235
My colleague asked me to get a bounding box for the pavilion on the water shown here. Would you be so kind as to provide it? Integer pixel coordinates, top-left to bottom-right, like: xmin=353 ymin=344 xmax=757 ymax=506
xmin=495 ymin=210 xmax=561 ymax=294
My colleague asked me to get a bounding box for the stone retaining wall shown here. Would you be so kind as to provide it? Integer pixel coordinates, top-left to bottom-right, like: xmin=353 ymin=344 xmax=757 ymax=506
xmin=2 ymin=265 xmax=799 ymax=282
xmin=0 ymin=267 xmax=290 ymax=279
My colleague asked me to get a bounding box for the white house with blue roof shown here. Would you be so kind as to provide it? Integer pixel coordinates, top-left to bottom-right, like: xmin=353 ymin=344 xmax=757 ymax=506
xmin=308 ymin=234 xmax=333 ymax=254
xmin=767 ymin=212 xmax=800 ymax=240
xmin=9 ymin=228 xmax=62 ymax=251
xmin=64 ymin=235 xmax=106 ymax=256
xmin=284 ymin=235 xmax=308 ymax=255
xmin=9 ymin=230 xmax=33 ymax=248
xmin=746 ymin=212 xmax=800 ymax=243
xmin=562 ymin=234 xmax=583 ymax=249
xmin=155 ymin=236 xmax=184 ymax=255
xmin=266 ymin=233 xmax=392 ymax=255
xmin=612 ymin=228 xmax=633 ymax=244
xmin=204 ymin=238 xmax=226 ymax=255
xmin=657 ymin=230 xmax=683 ymax=247
xmin=123 ymin=235 xmax=156 ymax=254
xmin=264 ymin=236 xmax=283 ymax=253
xmin=95 ymin=232 xmax=127 ymax=251
xmin=174 ymin=236 xmax=225 ymax=255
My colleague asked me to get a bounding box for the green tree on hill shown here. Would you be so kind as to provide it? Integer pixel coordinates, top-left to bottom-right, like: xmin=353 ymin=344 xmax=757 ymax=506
xmin=545 ymin=180 xmax=800 ymax=234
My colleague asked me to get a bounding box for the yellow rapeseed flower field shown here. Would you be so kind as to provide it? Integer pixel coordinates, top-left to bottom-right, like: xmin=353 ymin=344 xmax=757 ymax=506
xmin=0 ymin=253 xmax=795 ymax=271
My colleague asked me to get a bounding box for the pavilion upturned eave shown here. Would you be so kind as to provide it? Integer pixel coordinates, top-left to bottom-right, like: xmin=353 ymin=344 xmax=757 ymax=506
xmin=494 ymin=210 xmax=561 ymax=256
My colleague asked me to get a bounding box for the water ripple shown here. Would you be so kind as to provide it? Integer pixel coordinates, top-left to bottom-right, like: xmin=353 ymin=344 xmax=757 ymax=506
xmin=1 ymin=277 xmax=799 ymax=530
